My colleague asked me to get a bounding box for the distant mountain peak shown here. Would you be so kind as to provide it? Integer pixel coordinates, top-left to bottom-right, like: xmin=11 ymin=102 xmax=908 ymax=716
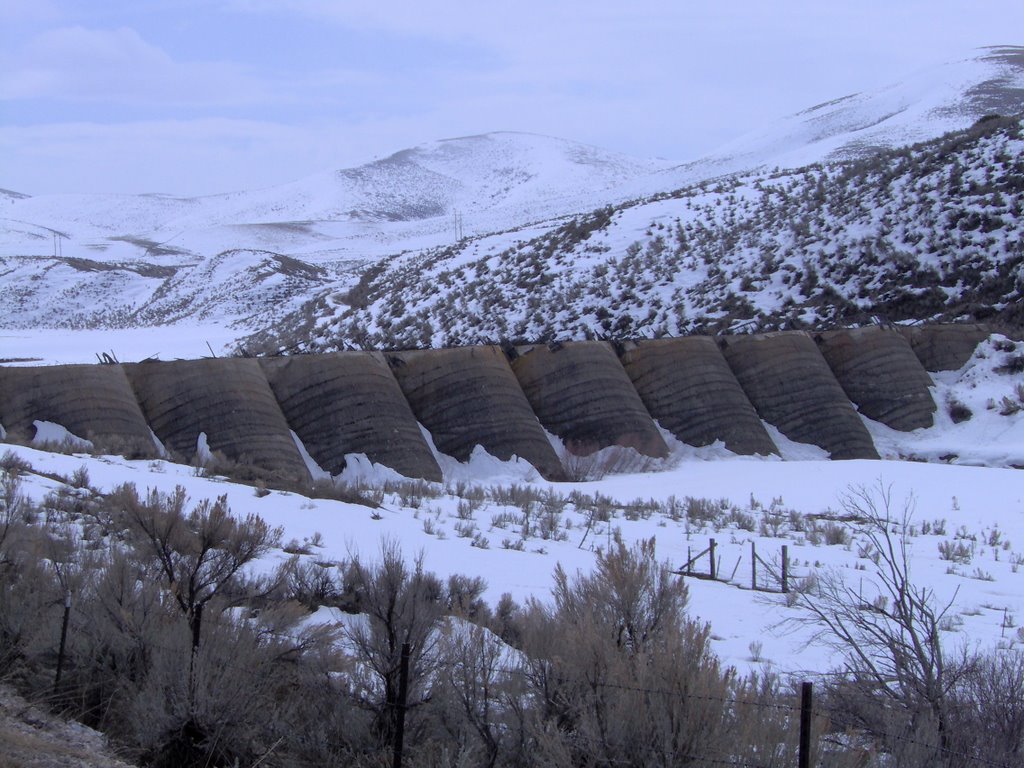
xmin=704 ymin=45 xmax=1024 ymax=171
xmin=0 ymin=188 xmax=31 ymax=201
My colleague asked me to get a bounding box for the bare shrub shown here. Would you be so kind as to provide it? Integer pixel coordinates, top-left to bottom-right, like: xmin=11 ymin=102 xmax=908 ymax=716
xmin=432 ymin=620 xmax=522 ymax=767
xmin=946 ymin=396 xmax=973 ymax=423
xmin=286 ymin=557 xmax=342 ymax=610
xmin=114 ymin=485 xmax=282 ymax=638
xmin=516 ymin=536 xmax=737 ymax=766
xmin=342 ymin=540 xmax=446 ymax=746
xmin=0 ymin=451 xmax=32 ymax=475
xmin=947 ymin=649 xmax=1024 ymax=763
xmin=559 ymin=445 xmax=657 ymax=481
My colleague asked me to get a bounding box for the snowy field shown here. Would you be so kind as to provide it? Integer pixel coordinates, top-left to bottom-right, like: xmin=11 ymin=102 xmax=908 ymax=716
xmin=2 ymin=333 xmax=1022 ymax=681
xmin=0 ymin=325 xmax=244 ymax=365
xmin=4 ymin=442 xmax=1022 ymax=681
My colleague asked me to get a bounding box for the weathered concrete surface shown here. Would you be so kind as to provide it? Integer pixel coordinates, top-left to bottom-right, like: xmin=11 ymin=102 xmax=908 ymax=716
xmin=618 ymin=337 xmax=779 ymax=456
xmin=260 ymin=352 xmax=442 ymax=481
xmin=17 ymin=325 xmax=995 ymax=472
xmin=388 ymin=346 xmax=566 ymax=480
xmin=816 ymin=327 xmax=936 ymax=431
xmin=0 ymin=364 xmax=157 ymax=457
xmin=509 ymin=341 xmax=669 ymax=458
xmin=126 ymin=358 xmax=309 ymax=480
xmin=720 ymin=332 xmax=880 ymax=460
xmin=897 ymin=324 xmax=991 ymax=371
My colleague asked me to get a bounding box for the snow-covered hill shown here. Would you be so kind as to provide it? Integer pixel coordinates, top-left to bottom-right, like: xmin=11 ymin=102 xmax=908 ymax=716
xmin=0 ymin=132 xmax=670 ymax=265
xmin=0 ymin=133 xmax=672 ymax=331
xmin=1 ymin=47 xmax=1021 ymax=343
xmin=264 ymin=115 xmax=1023 ymax=353
xmin=654 ymin=45 xmax=1024 ymax=188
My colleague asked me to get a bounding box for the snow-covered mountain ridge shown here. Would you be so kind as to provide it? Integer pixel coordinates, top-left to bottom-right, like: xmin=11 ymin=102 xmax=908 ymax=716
xmin=697 ymin=45 xmax=1024 ymax=172
xmin=0 ymin=133 xmax=671 ymax=331
xmin=0 ymin=47 xmax=1022 ymax=344
xmin=0 ymin=132 xmax=669 ymax=263
xmin=257 ymin=115 xmax=1024 ymax=353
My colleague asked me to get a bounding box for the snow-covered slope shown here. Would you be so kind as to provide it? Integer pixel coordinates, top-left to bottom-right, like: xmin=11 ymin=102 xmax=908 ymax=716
xmin=275 ymin=116 xmax=1023 ymax=353
xmin=1 ymin=47 xmax=1022 ymax=341
xmin=655 ymin=45 xmax=1024 ymax=187
xmin=0 ymin=134 xmax=672 ymax=331
xmin=0 ymin=133 xmax=670 ymax=264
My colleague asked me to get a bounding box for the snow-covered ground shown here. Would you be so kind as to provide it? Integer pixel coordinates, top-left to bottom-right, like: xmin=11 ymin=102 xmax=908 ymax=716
xmin=3 ymin=335 xmax=1021 ymax=681
xmin=0 ymin=325 xmax=242 ymax=364
xmin=5 ymin=441 xmax=1022 ymax=680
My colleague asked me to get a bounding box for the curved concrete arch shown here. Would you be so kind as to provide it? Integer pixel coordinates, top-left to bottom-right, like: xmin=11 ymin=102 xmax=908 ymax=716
xmin=387 ymin=345 xmax=566 ymax=480
xmin=0 ymin=364 xmax=156 ymax=457
xmin=719 ymin=332 xmax=879 ymax=460
xmin=509 ymin=341 xmax=668 ymax=458
xmin=897 ymin=324 xmax=991 ymax=372
xmin=618 ymin=337 xmax=779 ymax=456
xmin=126 ymin=358 xmax=309 ymax=480
xmin=260 ymin=352 xmax=442 ymax=482
xmin=816 ymin=327 xmax=936 ymax=431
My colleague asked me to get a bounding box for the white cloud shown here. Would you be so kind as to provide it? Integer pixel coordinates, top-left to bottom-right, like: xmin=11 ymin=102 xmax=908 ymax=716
xmin=0 ymin=117 xmax=447 ymax=195
xmin=0 ymin=26 xmax=267 ymax=106
xmin=2 ymin=1 xmax=1021 ymax=195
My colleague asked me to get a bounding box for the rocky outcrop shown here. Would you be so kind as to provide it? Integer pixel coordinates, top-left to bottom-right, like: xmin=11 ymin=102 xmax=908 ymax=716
xmin=719 ymin=332 xmax=879 ymax=460
xmin=509 ymin=341 xmax=668 ymax=458
xmin=126 ymin=358 xmax=309 ymax=480
xmin=0 ymin=364 xmax=156 ymax=457
xmin=387 ymin=346 xmax=566 ymax=480
xmin=816 ymin=327 xmax=936 ymax=431
xmin=260 ymin=352 xmax=442 ymax=481
xmin=898 ymin=324 xmax=991 ymax=371
xmin=618 ymin=337 xmax=779 ymax=455
xmin=0 ymin=684 xmax=140 ymax=768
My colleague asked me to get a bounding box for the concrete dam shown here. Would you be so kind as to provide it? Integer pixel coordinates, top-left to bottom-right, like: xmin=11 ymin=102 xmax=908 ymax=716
xmin=0 ymin=325 xmax=992 ymax=483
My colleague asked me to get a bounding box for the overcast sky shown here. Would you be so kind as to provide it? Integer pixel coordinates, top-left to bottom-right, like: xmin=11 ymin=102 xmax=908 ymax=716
xmin=1 ymin=0 xmax=1020 ymax=196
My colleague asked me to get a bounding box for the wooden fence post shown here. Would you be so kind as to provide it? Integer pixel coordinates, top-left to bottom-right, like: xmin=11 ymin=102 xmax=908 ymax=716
xmin=392 ymin=642 xmax=411 ymax=768
xmin=54 ymin=590 xmax=72 ymax=693
xmin=751 ymin=542 xmax=757 ymax=590
xmin=799 ymin=681 xmax=813 ymax=768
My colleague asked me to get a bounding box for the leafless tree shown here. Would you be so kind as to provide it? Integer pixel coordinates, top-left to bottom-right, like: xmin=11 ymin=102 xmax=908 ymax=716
xmin=789 ymin=482 xmax=973 ymax=764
